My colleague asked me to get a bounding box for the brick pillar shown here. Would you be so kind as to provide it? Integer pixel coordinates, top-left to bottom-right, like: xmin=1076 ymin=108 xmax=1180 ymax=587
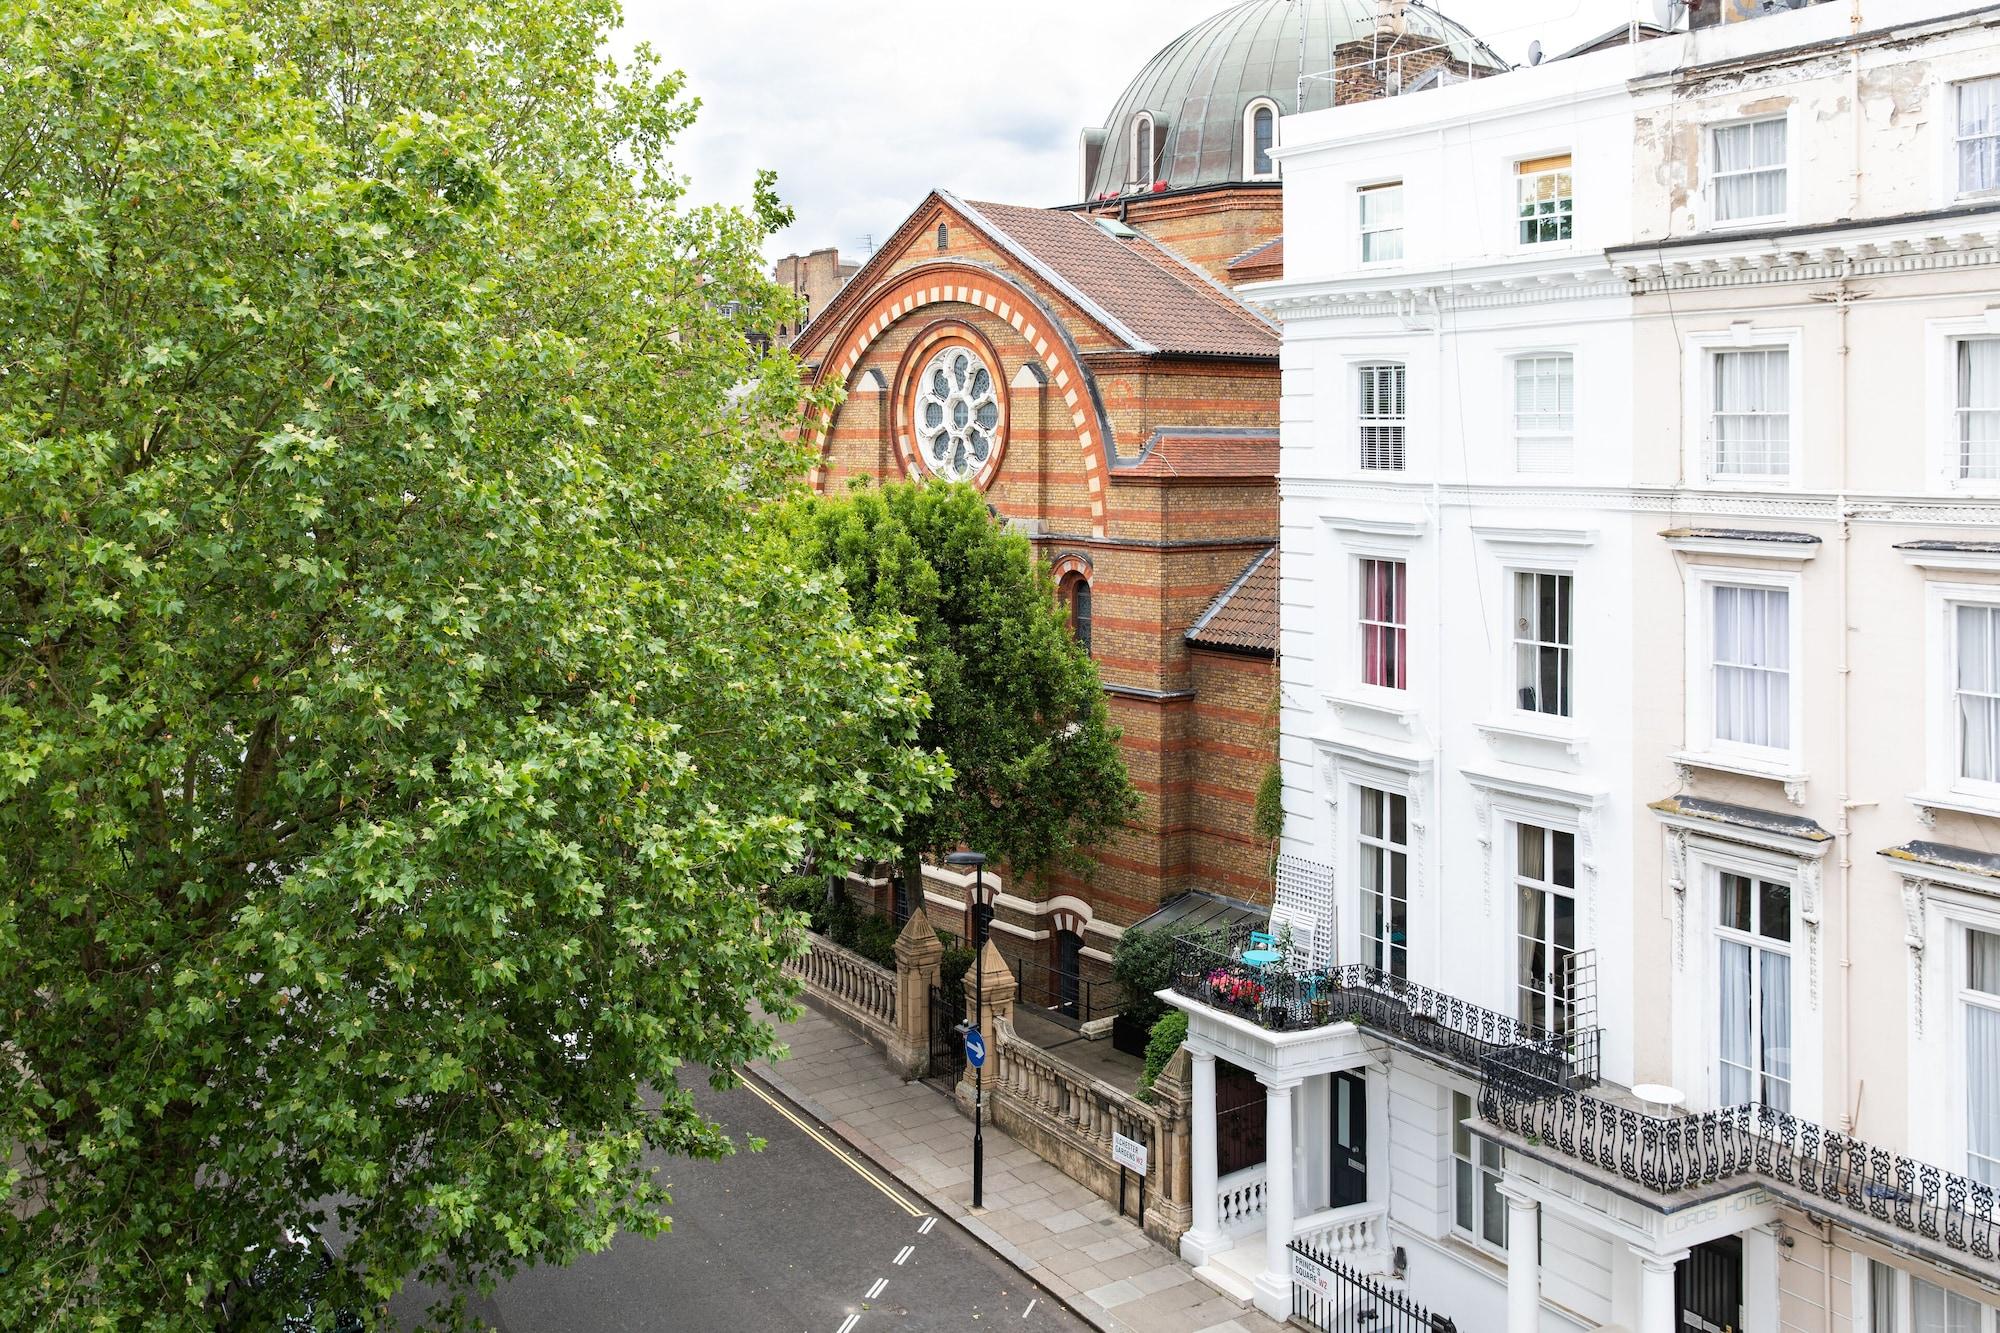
xmin=890 ymin=907 xmax=942 ymax=1078
xmin=964 ymin=939 xmax=1017 ymax=1030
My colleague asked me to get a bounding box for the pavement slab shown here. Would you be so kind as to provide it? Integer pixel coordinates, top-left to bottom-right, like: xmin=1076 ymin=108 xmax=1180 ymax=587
xmin=750 ymin=1002 xmax=1286 ymax=1333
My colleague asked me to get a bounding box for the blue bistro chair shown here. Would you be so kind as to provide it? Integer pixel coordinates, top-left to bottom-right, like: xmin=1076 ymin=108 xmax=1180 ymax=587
xmin=1241 ymin=929 xmax=1283 ymax=971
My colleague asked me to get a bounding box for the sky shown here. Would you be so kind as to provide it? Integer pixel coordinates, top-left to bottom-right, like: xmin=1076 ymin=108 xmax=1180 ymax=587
xmin=618 ymin=0 xmax=1629 ymax=261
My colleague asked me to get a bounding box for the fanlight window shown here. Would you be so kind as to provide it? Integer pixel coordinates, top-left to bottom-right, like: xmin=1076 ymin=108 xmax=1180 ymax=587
xmin=915 ymin=346 xmax=1001 ymax=482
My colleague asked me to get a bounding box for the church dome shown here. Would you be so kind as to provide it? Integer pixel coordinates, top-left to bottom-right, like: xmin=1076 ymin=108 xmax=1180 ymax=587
xmin=1082 ymin=0 xmax=1506 ymax=200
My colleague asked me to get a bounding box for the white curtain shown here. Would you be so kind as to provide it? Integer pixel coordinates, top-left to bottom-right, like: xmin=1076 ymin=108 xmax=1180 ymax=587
xmin=1912 ymin=1277 xmax=1980 ymax=1333
xmin=1958 ymin=605 xmax=2000 ymax=782
xmin=1759 ymin=948 xmax=1792 ymax=1111
xmin=1714 ymin=585 xmax=1789 ymax=748
xmin=1713 ymin=348 xmax=1790 ymax=475
xmin=1719 ymin=938 xmax=1752 ymax=1105
xmin=1959 ymin=339 xmax=2000 ymax=479
xmin=1969 ymin=930 xmax=2000 ymax=1187
xmin=1961 ymin=79 xmax=2000 ymax=196
xmin=1714 ymin=119 xmax=1787 ymax=219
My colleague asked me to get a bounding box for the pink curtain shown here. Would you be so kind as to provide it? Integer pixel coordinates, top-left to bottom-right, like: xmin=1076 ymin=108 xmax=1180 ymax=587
xmin=1362 ymin=560 xmax=1406 ymax=689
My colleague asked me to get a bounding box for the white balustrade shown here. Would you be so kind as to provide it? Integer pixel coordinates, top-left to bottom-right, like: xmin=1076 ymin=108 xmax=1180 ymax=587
xmin=1217 ymin=1165 xmax=1269 ymax=1234
xmin=1292 ymin=1201 xmax=1389 ymax=1263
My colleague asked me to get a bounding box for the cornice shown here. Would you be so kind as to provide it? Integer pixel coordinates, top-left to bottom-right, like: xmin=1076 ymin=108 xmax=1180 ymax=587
xmin=1250 ymin=263 xmax=1626 ymax=320
xmin=1613 ymin=222 xmax=2000 ymax=292
xmin=1279 ymin=478 xmax=2000 ymax=527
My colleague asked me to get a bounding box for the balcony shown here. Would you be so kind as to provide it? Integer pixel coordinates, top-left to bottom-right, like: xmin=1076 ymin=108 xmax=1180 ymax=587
xmin=1168 ymin=929 xmax=1600 ymax=1089
xmin=1480 ymin=1047 xmax=2000 ymax=1277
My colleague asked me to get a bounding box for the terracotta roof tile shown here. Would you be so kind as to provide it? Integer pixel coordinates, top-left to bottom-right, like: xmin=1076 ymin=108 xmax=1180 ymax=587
xmin=1226 ymin=236 xmax=1284 ymax=280
xmin=1186 ymin=548 xmax=1278 ymax=656
xmin=961 ymin=200 xmax=1277 ymax=359
xmin=1113 ymin=427 xmax=1277 ymax=480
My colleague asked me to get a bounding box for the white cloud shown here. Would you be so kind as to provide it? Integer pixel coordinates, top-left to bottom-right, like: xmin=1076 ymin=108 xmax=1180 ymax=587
xmin=617 ymin=0 xmax=1628 ymax=260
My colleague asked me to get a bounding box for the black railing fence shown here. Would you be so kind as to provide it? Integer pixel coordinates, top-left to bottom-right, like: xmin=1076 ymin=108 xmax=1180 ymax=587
xmin=1289 ymin=1241 xmax=1456 ymax=1333
xmin=1480 ymin=1059 xmax=2000 ymax=1264
xmin=1169 ymin=933 xmax=1599 ymax=1089
xmin=1015 ymin=960 xmax=1126 ymax=1028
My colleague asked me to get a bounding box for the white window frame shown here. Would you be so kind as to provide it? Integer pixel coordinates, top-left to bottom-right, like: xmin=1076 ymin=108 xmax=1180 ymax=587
xmin=1358 ymin=181 xmax=1405 ymax=266
xmin=1680 ymin=564 xmax=1806 ymax=782
xmin=1514 ymin=153 xmax=1574 ymax=250
xmin=1509 ymin=351 xmax=1575 ymax=475
xmin=1925 ymin=314 xmax=2000 ymax=493
xmin=1130 ymin=112 xmax=1156 ymax=187
xmin=1355 ymin=783 xmax=1410 ymax=978
xmin=1953 ymin=75 xmax=2000 ymax=201
xmin=1449 ymin=1088 xmax=1508 ymax=1256
xmin=1917 ymin=581 xmax=2000 ymax=818
xmin=1244 ymin=97 xmax=1281 ymax=181
xmin=1713 ymin=866 xmax=1796 ymax=1111
xmin=1858 ymin=1256 xmax=1999 ymax=1333
xmin=1703 ymin=113 xmax=1793 ymax=229
xmin=1962 ymin=921 xmax=2000 ymax=1188
xmin=1356 ymin=555 xmax=1409 ymax=692
xmin=1510 ymin=570 xmax=1574 ymax=721
xmin=1323 ymin=520 xmax=1427 ymax=734
xmin=1357 ymin=360 xmax=1407 ymax=472
xmin=1681 ymin=327 xmax=1805 ymax=489
xmin=1671 ymin=834 xmax=1822 ymax=1123
xmin=1511 ymin=817 xmax=1580 ymax=1038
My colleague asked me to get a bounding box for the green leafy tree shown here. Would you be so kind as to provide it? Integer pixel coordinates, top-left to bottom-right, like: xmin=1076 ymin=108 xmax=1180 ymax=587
xmin=0 ymin=1 xmax=944 ymax=1327
xmin=782 ymin=482 xmax=1137 ymax=895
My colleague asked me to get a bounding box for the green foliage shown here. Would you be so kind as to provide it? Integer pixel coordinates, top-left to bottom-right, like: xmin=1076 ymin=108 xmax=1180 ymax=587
xmin=1253 ymin=762 xmax=1285 ymax=844
xmin=0 ymin=2 xmax=946 ymax=1328
xmin=937 ymin=940 xmax=976 ymax=1019
xmin=1110 ymin=927 xmax=1177 ymax=1032
xmin=1138 ymin=1010 xmax=1189 ymax=1104
xmin=851 ymin=913 xmax=900 ymax=970
xmin=780 ymin=482 xmax=1138 ymax=883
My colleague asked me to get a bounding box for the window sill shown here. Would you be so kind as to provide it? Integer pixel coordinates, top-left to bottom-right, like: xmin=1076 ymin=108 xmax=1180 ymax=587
xmin=1705 ymin=213 xmax=1791 ymax=232
xmin=1672 ymin=749 xmax=1808 ymax=804
xmin=1908 ymin=788 xmax=2000 ymax=824
xmin=1477 ymin=716 xmax=1586 ymax=768
xmin=1693 ymin=474 xmax=1800 ymax=492
xmin=1326 ymin=687 xmax=1421 ymax=739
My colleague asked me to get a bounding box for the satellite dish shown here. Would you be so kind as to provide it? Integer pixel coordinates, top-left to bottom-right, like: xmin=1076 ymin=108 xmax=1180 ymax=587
xmin=1528 ymin=38 xmax=1544 ymax=65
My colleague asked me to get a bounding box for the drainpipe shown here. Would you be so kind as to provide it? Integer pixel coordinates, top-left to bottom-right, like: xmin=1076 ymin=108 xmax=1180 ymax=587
xmin=1834 ymin=261 xmax=1856 ymax=1135
xmin=1431 ymin=288 xmax=1447 ymax=990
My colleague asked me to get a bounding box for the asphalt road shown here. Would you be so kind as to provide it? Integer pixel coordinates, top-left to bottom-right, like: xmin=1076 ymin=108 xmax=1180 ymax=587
xmin=388 ymin=1069 xmax=1088 ymax=1332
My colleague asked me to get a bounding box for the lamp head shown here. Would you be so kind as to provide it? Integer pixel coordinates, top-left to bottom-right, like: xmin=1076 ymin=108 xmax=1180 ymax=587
xmin=944 ymin=851 xmax=988 ymax=868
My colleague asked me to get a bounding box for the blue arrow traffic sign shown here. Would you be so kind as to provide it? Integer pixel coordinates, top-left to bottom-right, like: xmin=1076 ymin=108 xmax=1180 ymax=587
xmin=964 ymin=1027 xmax=987 ymax=1068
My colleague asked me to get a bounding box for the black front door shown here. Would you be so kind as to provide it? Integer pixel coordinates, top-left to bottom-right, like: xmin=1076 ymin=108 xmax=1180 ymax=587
xmin=1676 ymin=1235 xmax=1743 ymax=1333
xmin=1055 ymin=931 xmax=1082 ymax=1018
xmin=1330 ymin=1071 xmax=1368 ymax=1209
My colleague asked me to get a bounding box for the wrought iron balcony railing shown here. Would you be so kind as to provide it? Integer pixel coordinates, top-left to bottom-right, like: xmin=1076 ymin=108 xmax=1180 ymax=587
xmin=1480 ymin=1053 xmax=2000 ymax=1265
xmin=1169 ymin=932 xmax=1600 ymax=1089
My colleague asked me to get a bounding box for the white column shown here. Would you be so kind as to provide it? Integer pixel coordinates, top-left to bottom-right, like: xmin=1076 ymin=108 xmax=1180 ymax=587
xmin=1635 ymin=1250 xmax=1686 ymax=1333
xmin=1743 ymin=1227 xmax=1779 ymax=1333
xmin=1252 ymin=1079 xmax=1299 ymax=1319
xmin=1181 ymin=1050 xmax=1221 ymax=1266
xmin=1502 ymin=1185 xmax=1540 ymax=1333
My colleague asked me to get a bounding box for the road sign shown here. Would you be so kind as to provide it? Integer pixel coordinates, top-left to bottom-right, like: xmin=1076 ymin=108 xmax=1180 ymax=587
xmin=963 ymin=1027 xmax=986 ymax=1068
xmin=1291 ymin=1247 xmax=1336 ymax=1300
xmin=1111 ymin=1132 xmax=1148 ymax=1176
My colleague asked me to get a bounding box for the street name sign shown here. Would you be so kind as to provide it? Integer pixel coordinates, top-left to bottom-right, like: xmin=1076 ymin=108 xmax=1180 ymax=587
xmin=1110 ymin=1132 xmax=1148 ymax=1176
xmin=1290 ymin=1248 xmax=1336 ymax=1299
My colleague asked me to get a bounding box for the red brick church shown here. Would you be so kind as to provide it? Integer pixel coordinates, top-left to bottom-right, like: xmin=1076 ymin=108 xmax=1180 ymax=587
xmin=788 ymin=0 xmax=1503 ymax=1007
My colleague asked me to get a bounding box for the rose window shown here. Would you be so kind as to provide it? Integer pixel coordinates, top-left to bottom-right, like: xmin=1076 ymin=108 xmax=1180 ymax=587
xmin=914 ymin=346 xmax=1001 ymax=482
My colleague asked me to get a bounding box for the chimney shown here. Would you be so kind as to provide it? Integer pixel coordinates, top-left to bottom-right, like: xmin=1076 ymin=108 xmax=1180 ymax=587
xmin=1375 ymin=0 xmax=1408 ymax=36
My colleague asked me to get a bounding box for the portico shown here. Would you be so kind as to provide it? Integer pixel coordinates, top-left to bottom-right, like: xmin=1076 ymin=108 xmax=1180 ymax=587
xmin=1164 ymin=987 xmax=1392 ymax=1320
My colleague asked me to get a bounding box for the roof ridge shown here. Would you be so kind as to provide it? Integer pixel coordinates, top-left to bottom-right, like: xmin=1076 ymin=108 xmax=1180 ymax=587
xmin=1186 ymin=545 xmax=1276 ymax=640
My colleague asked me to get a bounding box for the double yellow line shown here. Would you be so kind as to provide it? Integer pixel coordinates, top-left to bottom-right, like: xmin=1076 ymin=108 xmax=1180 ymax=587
xmin=741 ymin=1075 xmax=922 ymax=1218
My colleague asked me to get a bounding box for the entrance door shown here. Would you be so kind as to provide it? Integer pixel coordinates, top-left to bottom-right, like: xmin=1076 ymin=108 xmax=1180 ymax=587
xmin=1055 ymin=931 xmax=1082 ymax=1019
xmin=1676 ymin=1235 xmax=1743 ymax=1333
xmin=1330 ymin=1071 xmax=1368 ymax=1209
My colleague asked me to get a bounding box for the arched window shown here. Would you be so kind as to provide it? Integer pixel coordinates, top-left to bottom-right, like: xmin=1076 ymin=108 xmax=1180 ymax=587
xmin=1245 ymin=99 xmax=1280 ymax=178
xmin=936 ymin=222 xmax=949 ymax=250
xmin=1130 ymin=113 xmax=1155 ymax=186
xmin=1063 ymin=575 xmax=1093 ymax=654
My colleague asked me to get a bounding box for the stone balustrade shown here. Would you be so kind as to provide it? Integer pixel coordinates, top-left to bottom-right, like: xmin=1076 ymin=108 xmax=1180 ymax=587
xmin=1292 ymin=1201 xmax=1389 ymax=1268
xmin=1217 ymin=1164 xmax=1268 ymax=1234
xmin=783 ymin=930 xmax=899 ymax=1047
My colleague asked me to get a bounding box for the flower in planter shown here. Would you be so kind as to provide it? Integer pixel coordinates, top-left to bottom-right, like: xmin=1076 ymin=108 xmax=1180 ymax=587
xmin=1205 ymin=967 xmax=1264 ymax=1009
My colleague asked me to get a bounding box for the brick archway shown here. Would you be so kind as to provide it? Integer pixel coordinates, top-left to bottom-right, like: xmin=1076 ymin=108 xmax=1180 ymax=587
xmin=808 ymin=260 xmax=1115 ymax=537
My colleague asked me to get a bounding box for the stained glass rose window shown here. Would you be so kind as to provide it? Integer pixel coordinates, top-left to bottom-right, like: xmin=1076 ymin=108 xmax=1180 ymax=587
xmin=913 ymin=345 xmax=1001 ymax=482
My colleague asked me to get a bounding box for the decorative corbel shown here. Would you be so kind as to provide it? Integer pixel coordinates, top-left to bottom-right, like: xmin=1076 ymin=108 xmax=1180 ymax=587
xmin=1783 ymin=779 xmax=1807 ymax=808
xmin=1667 ymin=827 xmax=1690 ymax=970
xmin=1473 ymin=790 xmax=1494 ymax=915
xmin=1797 ymin=857 xmax=1823 ymax=1009
xmin=1900 ymin=877 xmax=1929 ymax=1037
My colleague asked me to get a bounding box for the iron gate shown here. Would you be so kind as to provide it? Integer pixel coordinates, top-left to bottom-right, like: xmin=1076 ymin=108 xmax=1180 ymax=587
xmin=926 ymin=983 xmax=965 ymax=1088
xmin=1290 ymin=1242 xmax=1455 ymax=1333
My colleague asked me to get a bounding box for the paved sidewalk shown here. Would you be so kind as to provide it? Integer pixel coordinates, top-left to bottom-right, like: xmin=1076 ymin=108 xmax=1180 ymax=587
xmin=751 ymin=1003 xmax=1286 ymax=1333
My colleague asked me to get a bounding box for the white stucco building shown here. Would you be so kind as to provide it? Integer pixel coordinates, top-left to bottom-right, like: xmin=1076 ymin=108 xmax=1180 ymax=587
xmin=1162 ymin=3 xmax=2000 ymax=1332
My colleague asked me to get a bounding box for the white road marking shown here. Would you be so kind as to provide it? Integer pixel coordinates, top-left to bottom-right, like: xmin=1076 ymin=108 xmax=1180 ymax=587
xmin=917 ymin=1216 xmax=937 ymax=1235
xmin=835 ymin=1316 xmax=859 ymax=1333
xmin=1023 ymin=1298 xmax=1038 ymax=1319
xmin=892 ymin=1244 xmax=914 ymax=1266
xmin=865 ymin=1278 xmax=887 ymax=1300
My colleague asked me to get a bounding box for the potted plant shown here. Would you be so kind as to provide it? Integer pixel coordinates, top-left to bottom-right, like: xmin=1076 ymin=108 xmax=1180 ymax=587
xmin=1310 ymin=995 xmax=1332 ymax=1026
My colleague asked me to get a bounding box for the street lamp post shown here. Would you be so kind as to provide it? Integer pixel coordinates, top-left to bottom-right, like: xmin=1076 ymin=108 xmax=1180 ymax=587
xmin=945 ymin=850 xmax=987 ymax=1209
